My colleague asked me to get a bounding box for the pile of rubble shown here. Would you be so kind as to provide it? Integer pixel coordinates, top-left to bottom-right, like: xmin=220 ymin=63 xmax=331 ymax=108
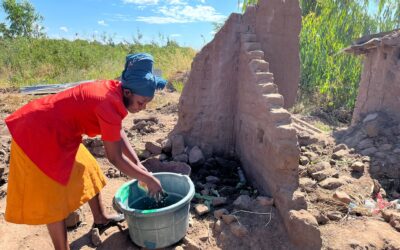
xmin=131 ymin=117 xmax=164 ymax=135
xmin=297 ymin=112 xmax=400 ymax=234
xmin=336 ymin=112 xmax=400 ymax=198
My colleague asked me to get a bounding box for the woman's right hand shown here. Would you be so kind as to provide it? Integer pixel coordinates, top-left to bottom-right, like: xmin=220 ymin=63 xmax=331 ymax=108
xmin=144 ymin=174 xmax=163 ymax=198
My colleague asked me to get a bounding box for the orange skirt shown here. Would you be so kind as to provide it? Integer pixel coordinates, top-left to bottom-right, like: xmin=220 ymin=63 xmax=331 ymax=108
xmin=5 ymin=141 xmax=107 ymax=225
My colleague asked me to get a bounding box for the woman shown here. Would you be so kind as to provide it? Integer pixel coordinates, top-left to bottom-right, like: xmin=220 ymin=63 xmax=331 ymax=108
xmin=4 ymin=53 xmax=166 ymax=250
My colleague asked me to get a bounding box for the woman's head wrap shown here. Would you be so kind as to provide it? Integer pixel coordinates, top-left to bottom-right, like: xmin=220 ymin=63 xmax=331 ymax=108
xmin=121 ymin=53 xmax=167 ymax=97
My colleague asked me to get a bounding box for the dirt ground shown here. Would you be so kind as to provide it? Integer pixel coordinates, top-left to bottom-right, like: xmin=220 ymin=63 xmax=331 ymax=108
xmin=1 ymin=90 xmax=400 ymax=250
xmin=0 ymin=90 xmax=292 ymax=250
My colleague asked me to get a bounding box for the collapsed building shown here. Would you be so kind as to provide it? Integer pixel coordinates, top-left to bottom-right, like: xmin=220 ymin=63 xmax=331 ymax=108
xmin=344 ymin=29 xmax=400 ymax=125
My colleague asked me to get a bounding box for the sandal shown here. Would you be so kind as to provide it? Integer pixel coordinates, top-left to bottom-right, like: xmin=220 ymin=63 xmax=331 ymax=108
xmin=92 ymin=213 xmax=125 ymax=231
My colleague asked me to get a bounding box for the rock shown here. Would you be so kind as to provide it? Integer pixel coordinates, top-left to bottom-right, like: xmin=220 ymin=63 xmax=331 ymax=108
xmin=351 ymin=161 xmax=365 ymax=172
xmin=332 ymin=149 xmax=348 ymax=160
xmin=214 ymin=220 xmax=222 ymax=233
xmin=233 ymin=195 xmax=252 ymax=210
xmin=363 ymin=113 xmax=378 ymax=123
xmin=379 ymin=144 xmax=393 ymax=151
xmin=357 ymin=138 xmax=374 ymax=150
xmin=319 ymin=178 xmax=345 ymax=190
xmin=327 ymin=211 xmax=342 ymax=221
xmin=189 ymin=146 xmax=205 ymax=166
xmin=205 ymin=175 xmax=220 ymax=184
xmin=65 ymin=210 xmax=82 ymax=228
xmin=303 ymin=151 xmax=318 ymax=161
xmin=221 ymin=214 xmax=236 ymax=224
xmin=230 ymin=223 xmax=248 ymax=237
xmin=311 ymin=168 xmax=338 ymax=182
xmin=199 ymin=234 xmax=209 ymax=242
xmin=329 ymin=159 xmax=336 ymax=165
xmin=299 ymin=156 xmax=309 ymax=165
xmin=361 ymin=156 xmax=371 ymax=162
xmin=212 ymin=197 xmax=227 ymax=207
xmin=139 ymin=150 xmax=152 ymax=160
xmin=310 ymin=210 xmax=329 ymax=225
xmin=91 ymin=146 xmax=105 ymax=157
xmin=394 ymin=148 xmax=400 ymax=153
xmin=307 ymin=161 xmax=331 ymax=175
xmin=91 ymin=228 xmax=102 ymax=247
xmin=333 ymin=144 xmax=348 ymax=153
xmin=361 ymin=147 xmax=378 ymax=156
xmin=159 ymin=154 xmax=168 ymax=161
xmin=194 ymin=204 xmax=209 ymax=215
xmin=299 ymin=178 xmax=317 ymax=192
xmin=171 ymin=135 xmax=185 ymax=157
xmin=214 ymin=209 xmax=229 ymax=219
xmin=288 ymin=210 xmax=322 ymax=249
xmin=145 ymin=141 xmax=162 ymax=155
xmin=256 ymin=196 xmax=274 ymax=206
xmin=292 ymin=191 xmax=308 ymax=210
xmin=173 ymin=246 xmax=184 ymax=250
xmin=364 ymin=121 xmax=379 ymax=137
xmin=160 ymin=138 xmax=172 ymax=153
xmin=333 ymin=191 xmax=352 ymax=204
xmin=173 ymin=154 xmax=188 ymax=163
xmin=298 ymin=132 xmax=318 ymax=146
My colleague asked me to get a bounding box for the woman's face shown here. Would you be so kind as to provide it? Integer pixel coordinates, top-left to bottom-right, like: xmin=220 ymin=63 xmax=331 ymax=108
xmin=123 ymin=89 xmax=153 ymax=113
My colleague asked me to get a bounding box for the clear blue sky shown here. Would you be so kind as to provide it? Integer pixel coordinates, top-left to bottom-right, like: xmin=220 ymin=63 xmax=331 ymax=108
xmin=0 ymin=0 xmax=241 ymax=49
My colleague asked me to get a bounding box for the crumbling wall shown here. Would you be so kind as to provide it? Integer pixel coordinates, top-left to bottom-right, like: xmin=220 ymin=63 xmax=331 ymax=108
xmin=172 ymin=1 xmax=321 ymax=248
xmin=352 ymin=45 xmax=400 ymax=125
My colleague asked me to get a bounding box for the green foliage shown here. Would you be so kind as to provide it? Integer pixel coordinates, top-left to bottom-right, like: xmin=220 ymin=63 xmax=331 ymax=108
xmin=171 ymin=81 xmax=184 ymax=93
xmin=0 ymin=37 xmax=196 ymax=87
xmin=0 ymin=0 xmax=44 ymax=38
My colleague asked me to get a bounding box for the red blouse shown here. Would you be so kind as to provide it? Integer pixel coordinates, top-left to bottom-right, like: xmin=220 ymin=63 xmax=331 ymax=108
xmin=5 ymin=80 xmax=128 ymax=185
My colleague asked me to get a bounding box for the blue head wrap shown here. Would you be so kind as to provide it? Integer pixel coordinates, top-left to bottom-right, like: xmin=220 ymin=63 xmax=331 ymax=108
xmin=121 ymin=53 xmax=167 ymax=97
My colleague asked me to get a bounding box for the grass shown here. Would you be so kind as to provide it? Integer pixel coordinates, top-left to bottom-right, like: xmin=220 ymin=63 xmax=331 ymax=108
xmin=0 ymin=38 xmax=196 ymax=88
xmin=171 ymin=81 xmax=184 ymax=93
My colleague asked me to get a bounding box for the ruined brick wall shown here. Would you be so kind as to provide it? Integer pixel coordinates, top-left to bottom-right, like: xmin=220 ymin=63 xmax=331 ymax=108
xmin=172 ymin=1 xmax=316 ymax=247
xmin=241 ymin=0 xmax=301 ymax=108
xmin=352 ymin=46 xmax=400 ymax=125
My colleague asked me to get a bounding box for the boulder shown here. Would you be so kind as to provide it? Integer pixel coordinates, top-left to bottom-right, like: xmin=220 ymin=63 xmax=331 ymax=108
xmin=194 ymin=204 xmax=210 ymax=216
xmin=351 ymin=161 xmax=365 ymax=172
xmin=230 ymin=223 xmax=248 ymax=237
xmin=65 ymin=210 xmax=82 ymax=228
xmin=233 ymin=195 xmax=252 ymax=210
xmin=161 ymin=138 xmax=172 ymax=153
xmin=212 ymin=197 xmax=227 ymax=207
xmin=221 ymin=214 xmax=236 ymax=224
xmin=173 ymin=154 xmax=188 ymax=163
xmin=145 ymin=141 xmax=162 ymax=155
xmin=288 ymin=210 xmax=322 ymax=250
xmin=299 ymin=178 xmax=317 ymax=192
xmin=319 ymin=178 xmax=345 ymax=190
xmin=299 ymin=156 xmax=309 ymax=166
xmin=171 ymin=135 xmax=185 ymax=157
xmin=214 ymin=209 xmax=229 ymax=219
xmin=307 ymin=161 xmax=331 ymax=175
xmin=189 ymin=146 xmax=205 ymax=166
xmin=333 ymin=144 xmax=348 ymax=153
xmin=311 ymin=168 xmax=338 ymax=182
xmin=333 ymin=191 xmax=352 ymax=204
xmin=332 ymin=149 xmax=348 ymax=160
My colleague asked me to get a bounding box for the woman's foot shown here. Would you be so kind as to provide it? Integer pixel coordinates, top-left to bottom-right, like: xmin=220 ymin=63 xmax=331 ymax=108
xmin=93 ymin=213 xmax=125 ymax=230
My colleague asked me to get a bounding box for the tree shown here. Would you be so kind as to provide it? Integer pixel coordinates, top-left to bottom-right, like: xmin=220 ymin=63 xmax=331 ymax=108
xmin=0 ymin=0 xmax=45 ymax=38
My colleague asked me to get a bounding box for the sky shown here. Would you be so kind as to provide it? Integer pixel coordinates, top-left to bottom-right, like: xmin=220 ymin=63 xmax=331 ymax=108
xmin=0 ymin=0 xmax=241 ymax=49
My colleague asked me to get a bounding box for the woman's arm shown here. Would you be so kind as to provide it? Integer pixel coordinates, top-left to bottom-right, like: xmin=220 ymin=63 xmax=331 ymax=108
xmin=103 ymin=140 xmax=162 ymax=196
xmin=119 ymin=129 xmax=147 ymax=171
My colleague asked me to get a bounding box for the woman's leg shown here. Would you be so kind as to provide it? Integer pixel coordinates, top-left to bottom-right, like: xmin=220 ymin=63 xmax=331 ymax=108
xmin=47 ymin=220 xmax=69 ymax=250
xmin=88 ymin=193 xmax=113 ymax=224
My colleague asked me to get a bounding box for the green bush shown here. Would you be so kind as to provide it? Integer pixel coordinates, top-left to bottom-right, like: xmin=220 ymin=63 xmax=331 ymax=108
xmin=0 ymin=37 xmax=196 ymax=87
